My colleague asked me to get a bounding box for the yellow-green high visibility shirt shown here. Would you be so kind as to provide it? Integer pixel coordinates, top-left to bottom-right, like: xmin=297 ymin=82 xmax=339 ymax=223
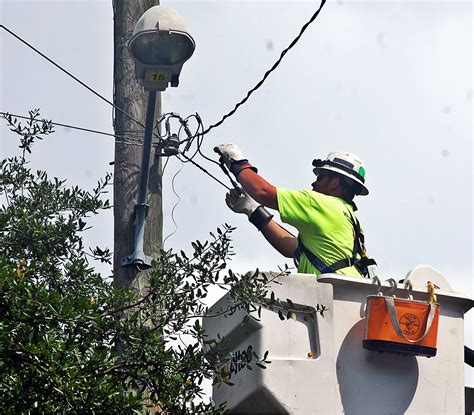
xmin=276 ymin=188 xmax=364 ymax=277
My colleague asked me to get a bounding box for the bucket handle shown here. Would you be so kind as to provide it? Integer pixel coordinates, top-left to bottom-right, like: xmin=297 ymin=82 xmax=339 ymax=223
xmin=385 ymin=297 xmax=437 ymax=343
xmin=371 ymin=276 xmax=382 ymax=296
xmin=385 ymin=278 xmax=398 ymax=297
xmin=403 ymin=279 xmax=414 ymax=300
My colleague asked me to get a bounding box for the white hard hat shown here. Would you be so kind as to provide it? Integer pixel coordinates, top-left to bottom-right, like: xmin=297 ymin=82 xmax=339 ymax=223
xmin=313 ymin=151 xmax=369 ymax=196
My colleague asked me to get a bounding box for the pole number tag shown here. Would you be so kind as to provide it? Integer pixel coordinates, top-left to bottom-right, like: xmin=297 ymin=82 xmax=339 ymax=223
xmin=147 ymin=72 xmax=169 ymax=83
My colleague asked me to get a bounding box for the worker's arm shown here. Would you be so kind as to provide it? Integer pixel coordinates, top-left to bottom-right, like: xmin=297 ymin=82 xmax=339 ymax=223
xmin=214 ymin=143 xmax=278 ymax=210
xmin=215 ymin=143 xmax=297 ymax=256
xmin=225 ymin=188 xmax=297 ymax=258
xmin=237 ymin=169 xmax=278 ymax=210
xmin=260 ymin=219 xmax=297 ymax=258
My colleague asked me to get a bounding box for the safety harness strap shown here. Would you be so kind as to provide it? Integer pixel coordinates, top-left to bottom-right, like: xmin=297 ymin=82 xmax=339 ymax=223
xmin=294 ymin=210 xmax=376 ymax=276
xmin=294 ymin=239 xmax=334 ymax=274
xmin=294 ymin=237 xmax=362 ymax=274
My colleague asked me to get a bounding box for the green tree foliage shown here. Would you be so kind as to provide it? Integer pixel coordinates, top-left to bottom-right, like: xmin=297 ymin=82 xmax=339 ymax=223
xmin=0 ymin=111 xmax=282 ymax=413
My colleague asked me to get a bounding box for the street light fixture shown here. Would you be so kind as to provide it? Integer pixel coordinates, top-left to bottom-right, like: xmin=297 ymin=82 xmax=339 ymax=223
xmin=128 ymin=5 xmax=195 ymax=91
xmin=122 ymin=5 xmax=195 ymax=268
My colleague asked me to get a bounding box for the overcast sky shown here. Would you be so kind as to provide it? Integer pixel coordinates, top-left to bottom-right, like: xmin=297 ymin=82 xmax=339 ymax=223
xmin=1 ymin=0 xmax=472 ymax=383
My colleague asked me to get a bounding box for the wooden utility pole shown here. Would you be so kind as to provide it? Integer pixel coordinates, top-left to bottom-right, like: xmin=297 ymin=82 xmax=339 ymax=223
xmin=113 ymin=0 xmax=162 ymax=288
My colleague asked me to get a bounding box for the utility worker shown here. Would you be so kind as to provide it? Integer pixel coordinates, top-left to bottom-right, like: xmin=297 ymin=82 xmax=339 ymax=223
xmin=214 ymin=143 xmax=376 ymax=278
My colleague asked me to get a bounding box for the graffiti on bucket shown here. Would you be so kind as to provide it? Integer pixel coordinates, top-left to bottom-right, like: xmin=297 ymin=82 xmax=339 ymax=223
xmin=218 ymin=345 xmax=253 ymax=382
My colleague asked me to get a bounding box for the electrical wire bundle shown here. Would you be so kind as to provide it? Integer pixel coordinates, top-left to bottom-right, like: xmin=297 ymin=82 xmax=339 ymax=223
xmin=0 ymin=0 xmax=327 ymax=245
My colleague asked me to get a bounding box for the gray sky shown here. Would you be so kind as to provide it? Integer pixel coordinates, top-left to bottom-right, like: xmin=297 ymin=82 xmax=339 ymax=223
xmin=1 ymin=0 xmax=472 ymax=383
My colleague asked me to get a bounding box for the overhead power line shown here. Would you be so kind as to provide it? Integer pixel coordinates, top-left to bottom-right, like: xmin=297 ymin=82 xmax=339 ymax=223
xmin=1 ymin=0 xmax=327 ymax=140
xmin=179 ymin=152 xmax=231 ymax=190
xmin=0 ymin=112 xmax=145 ymax=146
xmin=0 ymin=112 xmax=116 ymax=138
xmin=0 ymin=24 xmax=146 ymax=132
xmin=201 ymin=0 xmax=327 ymax=136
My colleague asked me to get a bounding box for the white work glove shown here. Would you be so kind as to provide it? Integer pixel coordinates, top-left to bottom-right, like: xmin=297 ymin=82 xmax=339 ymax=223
xmin=214 ymin=143 xmax=257 ymax=178
xmin=225 ymin=187 xmax=273 ymax=231
xmin=214 ymin=143 xmax=245 ymax=166
xmin=225 ymin=188 xmax=259 ymax=217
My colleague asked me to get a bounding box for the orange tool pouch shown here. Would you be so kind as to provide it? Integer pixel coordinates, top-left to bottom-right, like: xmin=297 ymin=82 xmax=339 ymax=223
xmin=363 ymin=295 xmax=440 ymax=357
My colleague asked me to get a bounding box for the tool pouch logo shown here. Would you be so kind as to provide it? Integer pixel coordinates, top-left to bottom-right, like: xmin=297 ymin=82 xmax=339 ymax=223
xmin=399 ymin=313 xmax=420 ymax=336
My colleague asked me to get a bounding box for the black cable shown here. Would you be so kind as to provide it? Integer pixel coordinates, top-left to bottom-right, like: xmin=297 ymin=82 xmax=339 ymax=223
xmin=196 ymin=122 xmax=221 ymax=167
xmin=180 ymin=115 xmax=207 ymax=163
xmin=201 ymin=0 xmax=327 ymax=137
xmin=163 ymin=158 xmax=183 ymax=248
xmin=1 ymin=111 xmax=117 ymax=138
xmin=0 ymin=25 xmax=147 ymax=132
xmin=178 ymin=152 xmax=231 ymax=190
xmin=0 ymin=112 xmax=149 ymax=146
xmin=162 ymin=157 xmax=170 ymax=175
xmin=2 ymin=0 xmax=328 ymax=170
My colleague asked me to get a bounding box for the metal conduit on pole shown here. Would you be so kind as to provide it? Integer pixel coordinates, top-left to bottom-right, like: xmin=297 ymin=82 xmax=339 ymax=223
xmin=121 ymin=90 xmax=157 ymax=268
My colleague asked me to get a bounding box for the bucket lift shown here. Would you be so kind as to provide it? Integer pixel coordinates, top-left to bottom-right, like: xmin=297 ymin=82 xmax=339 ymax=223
xmin=202 ymin=265 xmax=473 ymax=414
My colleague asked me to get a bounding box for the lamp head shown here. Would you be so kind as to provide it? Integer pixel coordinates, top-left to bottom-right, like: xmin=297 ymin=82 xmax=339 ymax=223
xmin=128 ymin=5 xmax=195 ymax=91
